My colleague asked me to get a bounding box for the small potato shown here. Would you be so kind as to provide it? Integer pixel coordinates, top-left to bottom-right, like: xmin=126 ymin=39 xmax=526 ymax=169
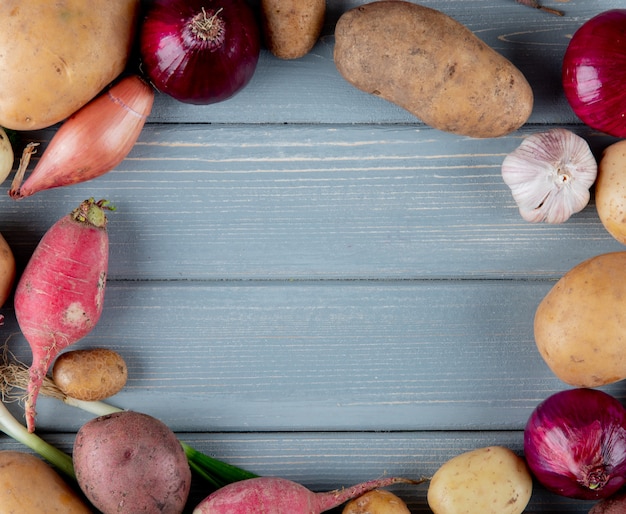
xmin=0 ymin=232 xmax=15 ymax=308
xmin=334 ymin=1 xmax=533 ymax=138
xmin=52 ymin=348 xmax=128 ymax=401
xmin=596 ymin=140 xmax=626 ymax=245
xmin=427 ymin=446 xmax=532 ymax=514
xmin=0 ymin=450 xmax=92 ymax=513
xmin=534 ymin=251 xmax=626 ymax=387
xmin=343 ymin=489 xmax=410 ymax=514
xmin=261 ymin=0 xmax=325 ymax=59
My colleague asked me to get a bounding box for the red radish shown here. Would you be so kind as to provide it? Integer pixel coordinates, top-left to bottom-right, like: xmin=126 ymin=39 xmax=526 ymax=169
xmin=192 ymin=475 xmax=423 ymax=514
xmin=14 ymin=198 xmax=112 ymax=432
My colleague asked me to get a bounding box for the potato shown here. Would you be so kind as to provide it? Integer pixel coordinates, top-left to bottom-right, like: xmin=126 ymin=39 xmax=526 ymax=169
xmin=596 ymin=140 xmax=626 ymax=245
xmin=0 ymin=232 xmax=15 ymax=308
xmin=52 ymin=348 xmax=128 ymax=401
xmin=342 ymin=489 xmax=410 ymax=514
xmin=534 ymin=251 xmax=626 ymax=387
xmin=0 ymin=450 xmax=92 ymax=513
xmin=0 ymin=0 xmax=140 ymax=130
xmin=427 ymin=446 xmax=532 ymax=514
xmin=261 ymin=0 xmax=325 ymax=59
xmin=73 ymin=411 xmax=191 ymax=514
xmin=333 ymin=1 xmax=533 ymax=138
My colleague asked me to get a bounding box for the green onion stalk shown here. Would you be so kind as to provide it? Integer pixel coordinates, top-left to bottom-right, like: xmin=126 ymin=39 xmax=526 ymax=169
xmin=0 ymin=349 xmax=257 ymax=489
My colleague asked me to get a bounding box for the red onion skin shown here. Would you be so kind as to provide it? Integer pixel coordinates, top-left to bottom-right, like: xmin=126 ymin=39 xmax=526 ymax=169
xmin=524 ymin=388 xmax=626 ymax=500
xmin=562 ymin=10 xmax=626 ymax=137
xmin=140 ymin=0 xmax=260 ymax=105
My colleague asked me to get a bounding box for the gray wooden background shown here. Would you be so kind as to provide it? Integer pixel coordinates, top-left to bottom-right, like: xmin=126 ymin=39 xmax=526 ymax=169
xmin=1 ymin=1 xmax=625 ymax=512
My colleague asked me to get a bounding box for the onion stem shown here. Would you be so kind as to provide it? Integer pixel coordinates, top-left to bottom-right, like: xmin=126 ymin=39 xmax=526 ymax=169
xmin=0 ymin=400 xmax=75 ymax=479
xmin=0 ymin=347 xmax=257 ymax=489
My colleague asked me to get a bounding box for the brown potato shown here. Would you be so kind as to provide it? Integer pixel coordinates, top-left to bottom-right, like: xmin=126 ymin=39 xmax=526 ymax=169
xmin=534 ymin=252 xmax=626 ymax=387
xmin=0 ymin=451 xmax=92 ymax=513
xmin=0 ymin=232 xmax=15 ymax=308
xmin=0 ymin=0 xmax=139 ymax=130
xmin=343 ymin=489 xmax=411 ymax=514
xmin=596 ymin=140 xmax=626 ymax=245
xmin=52 ymin=348 xmax=128 ymax=401
xmin=261 ymin=0 xmax=325 ymax=59
xmin=334 ymin=1 xmax=533 ymax=138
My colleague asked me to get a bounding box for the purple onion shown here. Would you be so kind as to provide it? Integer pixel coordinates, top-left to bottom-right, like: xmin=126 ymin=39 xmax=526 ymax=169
xmin=524 ymin=388 xmax=626 ymax=500
xmin=139 ymin=0 xmax=261 ymax=105
xmin=562 ymin=10 xmax=626 ymax=137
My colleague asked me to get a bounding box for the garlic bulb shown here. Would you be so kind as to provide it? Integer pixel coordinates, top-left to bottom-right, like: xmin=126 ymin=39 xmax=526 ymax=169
xmin=501 ymin=128 xmax=597 ymax=223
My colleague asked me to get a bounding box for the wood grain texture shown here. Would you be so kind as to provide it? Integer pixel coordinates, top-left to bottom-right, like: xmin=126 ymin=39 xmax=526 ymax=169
xmin=0 ymin=1 xmax=624 ymax=512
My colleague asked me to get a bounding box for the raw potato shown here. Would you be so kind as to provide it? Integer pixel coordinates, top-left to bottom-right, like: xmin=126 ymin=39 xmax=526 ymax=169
xmin=0 ymin=232 xmax=15 ymax=308
xmin=52 ymin=348 xmax=128 ymax=401
xmin=0 ymin=0 xmax=140 ymax=130
xmin=73 ymin=411 xmax=191 ymax=514
xmin=534 ymin=251 xmax=626 ymax=387
xmin=261 ymin=0 xmax=325 ymax=59
xmin=334 ymin=1 xmax=533 ymax=138
xmin=343 ymin=489 xmax=410 ymax=514
xmin=596 ymin=140 xmax=626 ymax=244
xmin=0 ymin=450 xmax=92 ymax=513
xmin=427 ymin=446 xmax=532 ymax=514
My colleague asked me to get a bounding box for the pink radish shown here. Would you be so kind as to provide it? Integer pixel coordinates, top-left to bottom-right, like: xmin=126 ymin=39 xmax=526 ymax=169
xmin=14 ymin=198 xmax=112 ymax=432
xmin=192 ymin=475 xmax=423 ymax=514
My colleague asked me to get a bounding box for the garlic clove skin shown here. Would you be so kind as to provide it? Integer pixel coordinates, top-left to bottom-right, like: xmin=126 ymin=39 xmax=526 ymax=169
xmin=501 ymin=128 xmax=597 ymax=224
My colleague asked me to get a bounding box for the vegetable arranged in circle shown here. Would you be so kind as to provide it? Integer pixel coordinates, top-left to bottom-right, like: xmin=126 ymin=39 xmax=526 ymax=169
xmin=52 ymin=348 xmax=128 ymax=402
xmin=9 ymin=75 xmax=154 ymax=199
xmin=524 ymin=388 xmax=626 ymax=500
xmin=140 ymin=0 xmax=261 ymax=104
xmin=333 ymin=0 xmax=533 ymax=138
xmin=427 ymin=446 xmax=532 ymax=514
xmin=14 ymin=198 xmax=112 ymax=432
xmin=534 ymin=251 xmax=626 ymax=388
xmin=500 ymin=128 xmax=597 ymax=224
xmin=193 ymin=476 xmax=422 ymax=514
xmin=0 ymin=0 xmax=140 ymax=130
xmin=596 ymin=140 xmax=626 ymax=245
xmin=562 ymin=10 xmax=626 ymax=137
xmin=73 ymin=411 xmax=192 ymax=514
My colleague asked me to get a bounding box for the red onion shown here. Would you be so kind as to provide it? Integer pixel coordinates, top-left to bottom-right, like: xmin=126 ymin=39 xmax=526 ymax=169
xmin=524 ymin=388 xmax=626 ymax=500
xmin=139 ymin=0 xmax=260 ymax=105
xmin=562 ymin=10 xmax=626 ymax=137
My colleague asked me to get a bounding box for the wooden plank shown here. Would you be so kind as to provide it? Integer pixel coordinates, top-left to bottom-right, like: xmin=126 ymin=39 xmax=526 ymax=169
xmin=0 ymin=431 xmax=597 ymax=513
xmin=1 ymin=124 xmax=621 ymax=281
xmin=3 ymin=280 xmax=623 ymax=433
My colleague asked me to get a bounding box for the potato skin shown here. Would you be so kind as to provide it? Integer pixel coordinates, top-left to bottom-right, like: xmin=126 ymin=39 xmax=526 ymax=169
xmin=0 ymin=0 xmax=139 ymax=130
xmin=0 ymin=450 xmax=92 ymax=513
xmin=427 ymin=446 xmax=532 ymax=514
xmin=73 ymin=411 xmax=191 ymax=514
xmin=0 ymin=232 xmax=15 ymax=308
xmin=52 ymin=348 xmax=128 ymax=401
xmin=334 ymin=1 xmax=533 ymax=138
xmin=534 ymin=251 xmax=626 ymax=387
xmin=342 ymin=489 xmax=411 ymax=514
xmin=596 ymin=140 xmax=626 ymax=245
xmin=261 ymin=0 xmax=325 ymax=59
